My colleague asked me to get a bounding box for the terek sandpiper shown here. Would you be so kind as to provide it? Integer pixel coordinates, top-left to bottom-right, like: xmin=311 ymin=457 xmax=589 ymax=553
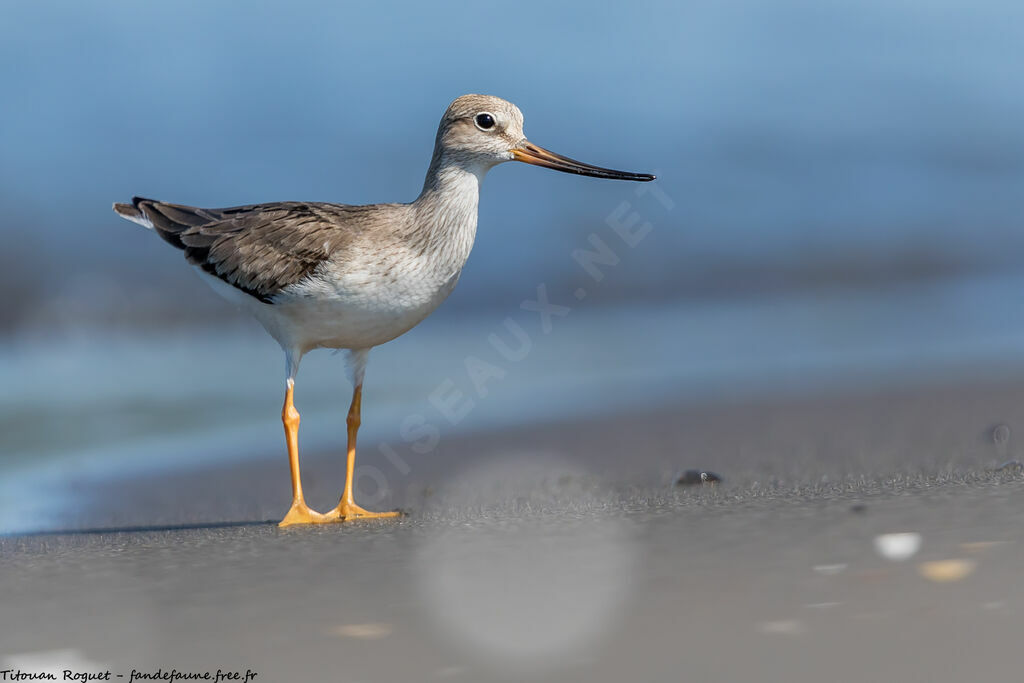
xmin=113 ymin=94 xmax=654 ymax=526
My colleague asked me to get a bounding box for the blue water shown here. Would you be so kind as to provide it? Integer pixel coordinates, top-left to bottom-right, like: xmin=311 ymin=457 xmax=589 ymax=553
xmin=1 ymin=0 xmax=1022 ymax=312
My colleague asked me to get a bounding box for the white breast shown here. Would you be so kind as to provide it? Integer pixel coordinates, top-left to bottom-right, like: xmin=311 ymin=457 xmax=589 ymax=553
xmin=277 ymin=249 xmax=465 ymax=351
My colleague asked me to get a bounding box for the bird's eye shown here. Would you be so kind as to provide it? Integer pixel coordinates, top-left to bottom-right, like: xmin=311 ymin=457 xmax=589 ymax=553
xmin=474 ymin=113 xmax=496 ymax=131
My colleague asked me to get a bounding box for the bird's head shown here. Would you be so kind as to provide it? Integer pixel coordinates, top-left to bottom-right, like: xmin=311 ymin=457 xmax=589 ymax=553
xmin=431 ymin=94 xmax=655 ymax=182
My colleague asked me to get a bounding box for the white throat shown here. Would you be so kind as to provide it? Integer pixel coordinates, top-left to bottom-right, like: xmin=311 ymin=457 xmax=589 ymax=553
xmin=413 ymin=158 xmax=490 ymax=273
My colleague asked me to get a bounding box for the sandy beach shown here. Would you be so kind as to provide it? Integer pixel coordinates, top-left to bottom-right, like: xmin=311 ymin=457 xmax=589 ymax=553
xmin=3 ymin=378 xmax=1023 ymax=682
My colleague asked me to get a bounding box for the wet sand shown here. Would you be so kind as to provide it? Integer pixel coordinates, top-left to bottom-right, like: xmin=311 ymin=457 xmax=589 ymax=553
xmin=2 ymin=379 xmax=1024 ymax=682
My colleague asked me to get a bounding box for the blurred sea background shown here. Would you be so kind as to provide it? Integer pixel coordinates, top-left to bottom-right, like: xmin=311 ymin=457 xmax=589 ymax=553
xmin=1 ymin=0 xmax=1023 ymax=532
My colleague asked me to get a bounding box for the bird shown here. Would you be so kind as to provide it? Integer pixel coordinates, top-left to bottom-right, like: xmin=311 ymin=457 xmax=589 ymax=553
xmin=113 ymin=94 xmax=655 ymax=526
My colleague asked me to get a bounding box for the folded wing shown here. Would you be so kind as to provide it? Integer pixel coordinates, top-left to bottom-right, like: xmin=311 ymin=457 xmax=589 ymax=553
xmin=115 ymin=197 xmax=360 ymax=303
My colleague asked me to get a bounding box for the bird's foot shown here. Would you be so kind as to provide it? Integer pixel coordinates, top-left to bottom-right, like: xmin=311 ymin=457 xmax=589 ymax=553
xmin=278 ymin=499 xmax=332 ymax=527
xmin=324 ymin=501 xmax=404 ymax=522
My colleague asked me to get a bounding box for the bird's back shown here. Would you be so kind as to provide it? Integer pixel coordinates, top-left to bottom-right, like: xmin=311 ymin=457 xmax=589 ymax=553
xmin=114 ymin=197 xmax=467 ymax=351
xmin=115 ymin=197 xmax=415 ymax=303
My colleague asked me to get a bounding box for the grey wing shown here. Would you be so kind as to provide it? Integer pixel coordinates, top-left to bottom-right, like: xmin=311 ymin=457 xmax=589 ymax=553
xmin=116 ymin=197 xmax=354 ymax=303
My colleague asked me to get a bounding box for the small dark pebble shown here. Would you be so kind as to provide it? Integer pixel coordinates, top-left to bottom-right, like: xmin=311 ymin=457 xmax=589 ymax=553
xmin=676 ymin=470 xmax=723 ymax=487
xmin=849 ymin=503 xmax=867 ymax=514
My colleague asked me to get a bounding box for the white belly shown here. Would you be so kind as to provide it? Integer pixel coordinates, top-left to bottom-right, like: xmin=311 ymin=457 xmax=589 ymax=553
xmin=197 ymin=265 xmax=460 ymax=353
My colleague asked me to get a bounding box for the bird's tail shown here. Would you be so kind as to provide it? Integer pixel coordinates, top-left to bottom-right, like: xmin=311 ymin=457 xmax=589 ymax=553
xmin=113 ymin=195 xmax=200 ymax=250
xmin=112 ymin=196 xmax=154 ymax=229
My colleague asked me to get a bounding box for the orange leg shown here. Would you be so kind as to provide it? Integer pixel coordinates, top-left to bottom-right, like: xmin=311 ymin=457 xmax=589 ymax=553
xmin=325 ymin=383 xmax=402 ymax=521
xmin=278 ymin=379 xmax=330 ymax=527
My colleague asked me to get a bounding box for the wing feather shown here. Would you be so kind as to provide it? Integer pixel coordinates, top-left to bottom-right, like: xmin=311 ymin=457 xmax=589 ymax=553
xmin=124 ymin=197 xmax=362 ymax=303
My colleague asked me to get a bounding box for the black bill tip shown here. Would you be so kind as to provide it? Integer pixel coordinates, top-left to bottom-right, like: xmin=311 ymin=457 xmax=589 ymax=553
xmin=512 ymin=142 xmax=655 ymax=182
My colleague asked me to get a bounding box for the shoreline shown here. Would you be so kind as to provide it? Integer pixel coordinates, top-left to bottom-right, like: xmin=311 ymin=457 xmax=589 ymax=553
xmin=15 ymin=373 xmax=1023 ymax=534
